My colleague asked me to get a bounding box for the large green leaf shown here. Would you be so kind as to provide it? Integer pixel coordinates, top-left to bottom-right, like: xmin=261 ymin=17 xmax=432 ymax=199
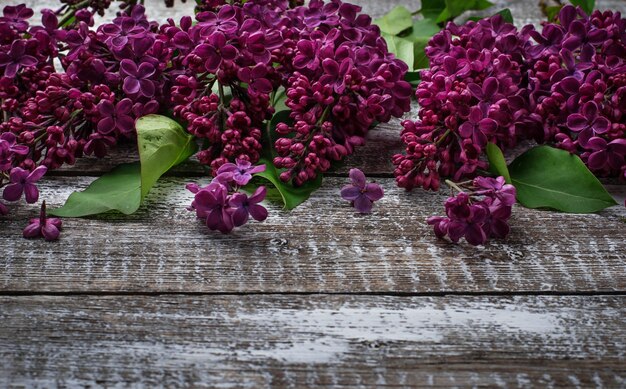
xmin=50 ymin=163 xmax=142 ymax=217
xmin=508 ymin=146 xmax=617 ymax=213
xmin=136 ymin=114 xmax=197 ymax=198
xmin=382 ymin=33 xmax=415 ymax=69
xmin=419 ymin=0 xmax=446 ymax=20
xmin=51 ymin=115 xmax=197 ymax=217
xmin=570 ymin=0 xmax=594 ymax=14
xmin=405 ymin=19 xmax=440 ymax=69
xmin=486 ymin=142 xmax=511 ymax=183
xmin=374 ymin=6 xmax=413 ymax=36
xmin=437 ymin=0 xmax=494 ymax=23
xmin=250 ymin=110 xmax=323 ymax=210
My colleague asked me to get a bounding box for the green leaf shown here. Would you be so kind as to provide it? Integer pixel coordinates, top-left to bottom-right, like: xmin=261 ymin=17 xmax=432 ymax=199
xmin=374 ymin=6 xmax=413 ymax=35
xmin=52 ymin=115 xmax=197 ymax=217
xmin=508 ymin=146 xmax=617 ymax=213
xmin=419 ymin=0 xmax=446 ymax=20
xmin=545 ymin=5 xmax=562 ymax=21
xmin=250 ymin=110 xmax=323 ymax=210
xmin=404 ymin=71 xmax=421 ymax=86
xmin=570 ymin=0 xmax=594 ymax=14
xmin=136 ymin=115 xmax=197 ymax=198
xmin=50 ymin=163 xmax=142 ymax=217
xmin=382 ymin=33 xmax=415 ymax=69
xmin=486 ymin=143 xmax=511 ymax=183
xmin=497 ymin=8 xmax=513 ymax=23
xmin=405 ymin=19 xmax=440 ymax=69
xmin=437 ymin=0 xmax=494 ymax=22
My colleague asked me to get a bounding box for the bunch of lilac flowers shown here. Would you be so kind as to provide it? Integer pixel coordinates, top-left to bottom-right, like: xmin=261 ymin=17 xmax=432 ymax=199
xmin=271 ymin=0 xmax=412 ymax=185
xmin=427 ymin=176 xmax=516 ymax=245
xmin=187 ymin=159 xmax=268 ymax=233
xmin=394 ymin=5 xmax=626 ymax=191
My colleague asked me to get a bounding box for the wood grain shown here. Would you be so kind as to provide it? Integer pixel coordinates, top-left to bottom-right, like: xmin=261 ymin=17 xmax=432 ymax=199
xmin=1 ymin=176 xmax=624 ymax=294
xmin=1 ymin=295 xmax=624 ymax=387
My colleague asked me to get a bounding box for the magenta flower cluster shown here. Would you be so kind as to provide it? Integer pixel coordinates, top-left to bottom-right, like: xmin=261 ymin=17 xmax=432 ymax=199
xmin=393 ymin=6 xmax=626 ymax=191
xmin=187 ymin=159 xmax=268 ymax=233
xmin=427 ymin=176 xmax=516 ymax=245
xmin=168 ymin=0 xmax=411 ymax=185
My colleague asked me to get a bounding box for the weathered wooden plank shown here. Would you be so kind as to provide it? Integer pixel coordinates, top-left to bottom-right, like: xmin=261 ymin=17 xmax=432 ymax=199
xmin=1 ymin=295 xmax=624 ymax=387
xmin=1 ymin=176 xmax=624 ymax=293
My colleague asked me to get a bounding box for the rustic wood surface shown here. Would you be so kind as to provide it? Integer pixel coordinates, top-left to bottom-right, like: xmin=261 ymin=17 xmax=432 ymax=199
xmin=1 ymin=0 xmax=626 ymax=387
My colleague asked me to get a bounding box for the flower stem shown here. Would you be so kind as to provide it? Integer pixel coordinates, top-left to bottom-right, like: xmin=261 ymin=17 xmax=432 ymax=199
xmin=445 ymin=179 xmax=464 ymax=193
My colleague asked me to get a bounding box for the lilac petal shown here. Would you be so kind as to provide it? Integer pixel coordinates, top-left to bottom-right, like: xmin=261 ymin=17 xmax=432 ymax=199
xmin=206 ymin=208 xmax=225 ymax=231
xmin=248 ymin=204 xmax=268 ymax=221
xmin=217 ymin=163 xmax=237 ymax=174
xmin=19 ymin=55 xmax=37 ymax=67
xmin=559 ymin=77 xmax=580 ymax=94
xmin=468 ymin=106 xmax=482 ymax=124
xmin=248 ymin=186 xmax=266 ymax=204
xmin=9 ymin=167 xmax=29 ymax=182
xmin=483 ymin=77 xmax=499 ymax=98
xmin=99 ymin=100 xmax=115 ymax=116
xmin=587 ymin=150 xmax=607 ymax=170
xmin=137 ymin=62 xmax=155 ymax=78
xmin=221 ymin=45 xmax=237 ymax=60
xmin=353 ymin=195 xmax=373 ymax=213
xmin=41 ymin=222 xmax=60 ymax=241
xmin=4 ymin=62 xmax=19 ymax=78
xmin=3 ymin=183 xmax=24 ymax=201
xmin=364 ymin=183 xmax=384 ymax=201
xmin=97 ymin=117 xmax=116 ymax=134
xmin=139 ymin=80 xmax=155 ymax=97
xmin=341 ymin=185 xmax=361 ymax=201
xmin=322 ymin=58 xmax=339 ymax=76
xmin=467 ymin=83 xmax=484 ymax=99
xmin=27 ymin=166 xmax=47 ymax=182
xmin=592 ymin=117 xmax=610 ymax=134
xmin=120 ymin=59 xmax=137 ymax=76
xmin=231 ymin=206 xmax=249 ymax=227
xmin=566 ymin=113 xmax=588 ymax=131
xmin=465 ymin=223 xmax=487 ymax=246
xmin=348 ymin=168 xmax=366 ymax=188
xmin=478 ymin=118 xmax=498 ymax=134
xmin=458 ymin=122 xmax=474 ymax=138
xmin=204 ymin=52 xmax=221 ymax=72
xmin=582 ymin=101 xmax=598 ymax=120
xmin=252 ymin=78 xmax=273 ymax=94
xmin=609 ymin=139 xmax=626 ymax=155
xmin=123 ymin=77 xmax=140 ymax=94
xmin=116 ymin=115 xmax=135 ymax=134
xmin=23 ymin=222 xmax=41 ymax=238
xmin=23 ymin=183 xmax=39 ymax=203
xmin=247 ymin=164 xmax=266 ymax=175
xmin=447 ymin=221 xmax=466 ymax=242
xmin=585 ymin=136 xmax=607 ymax=151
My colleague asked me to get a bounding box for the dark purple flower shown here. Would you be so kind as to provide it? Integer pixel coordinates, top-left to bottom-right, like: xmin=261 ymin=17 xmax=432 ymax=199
xmin=228 ymin=186 xmax=268 ymax=226
xmin=188 ymin=182 xmax=234 ymax=234
xmin=566 ymin=101 xmax=611 ymax=147
xmin=458 ymin=106 xmax=497 ymax=147
xmin=64 ymin=22 xmax=91 ymax=61
xmin=193 ymin=33 xmax=238 ymax=73
xmin=0 ymin=40 xmax=37 ymax=78
xmin=3 ymin=165 xmax=47 ymax=203
xmin=216 ymin=159 xmax=265 ymax=186
xmin=447 ymin=202 xmax=489 ymax=246
xmin=293 ymin=40 xmax=321 ymax=70
xmin=23 ymin=201 xmax=62 ymax=241
xmin=100 ymin=18 xmax=146 ymax=51
xmin=120 ymin=59 xmax=156 ymax=97
xmin=237 ymin=64 xmax=272 ymax=95
xmin=585 ymin=137 xmax=626 ymax=171
xmin=0 ymin=4 xmax=33 ymax=31
xmin=473 ymin=176 xmax=516 ymax=206
xmin=319 ymin=57 xmax=352 ymax=94
xmin=341 ymin=168 xmax=384 ymax=213
xmin=97 ymin=98 xmax=135 ymax=135
xmin=0 ymin=132 xmax=29 ymax=170
xmin=468 ymin=77 xmax=501 ymax=106
xmin=197 ymin=5 xmax=239 ymax=36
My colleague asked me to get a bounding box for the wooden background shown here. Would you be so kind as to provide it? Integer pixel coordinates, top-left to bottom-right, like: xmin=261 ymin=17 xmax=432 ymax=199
xmin=1 ymin=0 xmax=625 ymax=387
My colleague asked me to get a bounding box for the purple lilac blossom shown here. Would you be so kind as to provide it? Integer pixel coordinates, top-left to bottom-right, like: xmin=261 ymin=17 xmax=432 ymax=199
xmin=340 ymin=168 xmax=384 ymax=213
xmin=23 ymin=201 xmax=62 ymax=241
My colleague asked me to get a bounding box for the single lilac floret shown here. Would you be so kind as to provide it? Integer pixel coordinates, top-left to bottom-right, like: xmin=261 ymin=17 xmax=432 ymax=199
xmin=341 ymin=168 xmax=384 ymax=213
xmin=3 ymin=166 xmax=47 ymax=204
xmin=23 ymin=201 xmax=62 ymax=241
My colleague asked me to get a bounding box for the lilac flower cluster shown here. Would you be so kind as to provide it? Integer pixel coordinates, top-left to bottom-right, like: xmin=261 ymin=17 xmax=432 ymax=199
xmin=0 ymin=4 xmax=173 ymax=217
xmin=187 ymin=159 xmax=268 ymax=233
xmin=340 ymin=168 xmax=383 ymax=213
xmin=427 ymin=176 xmax=516 ymax=245
xmin=394 ymin=6 xmax=626 ymax=191
xmin=271 ymin=0 xmax=412 ymax=185
xmin=168 ymin=0 xmax=411 ymax=185
xmin=167 ymin=4 xmax=280 ymax=173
